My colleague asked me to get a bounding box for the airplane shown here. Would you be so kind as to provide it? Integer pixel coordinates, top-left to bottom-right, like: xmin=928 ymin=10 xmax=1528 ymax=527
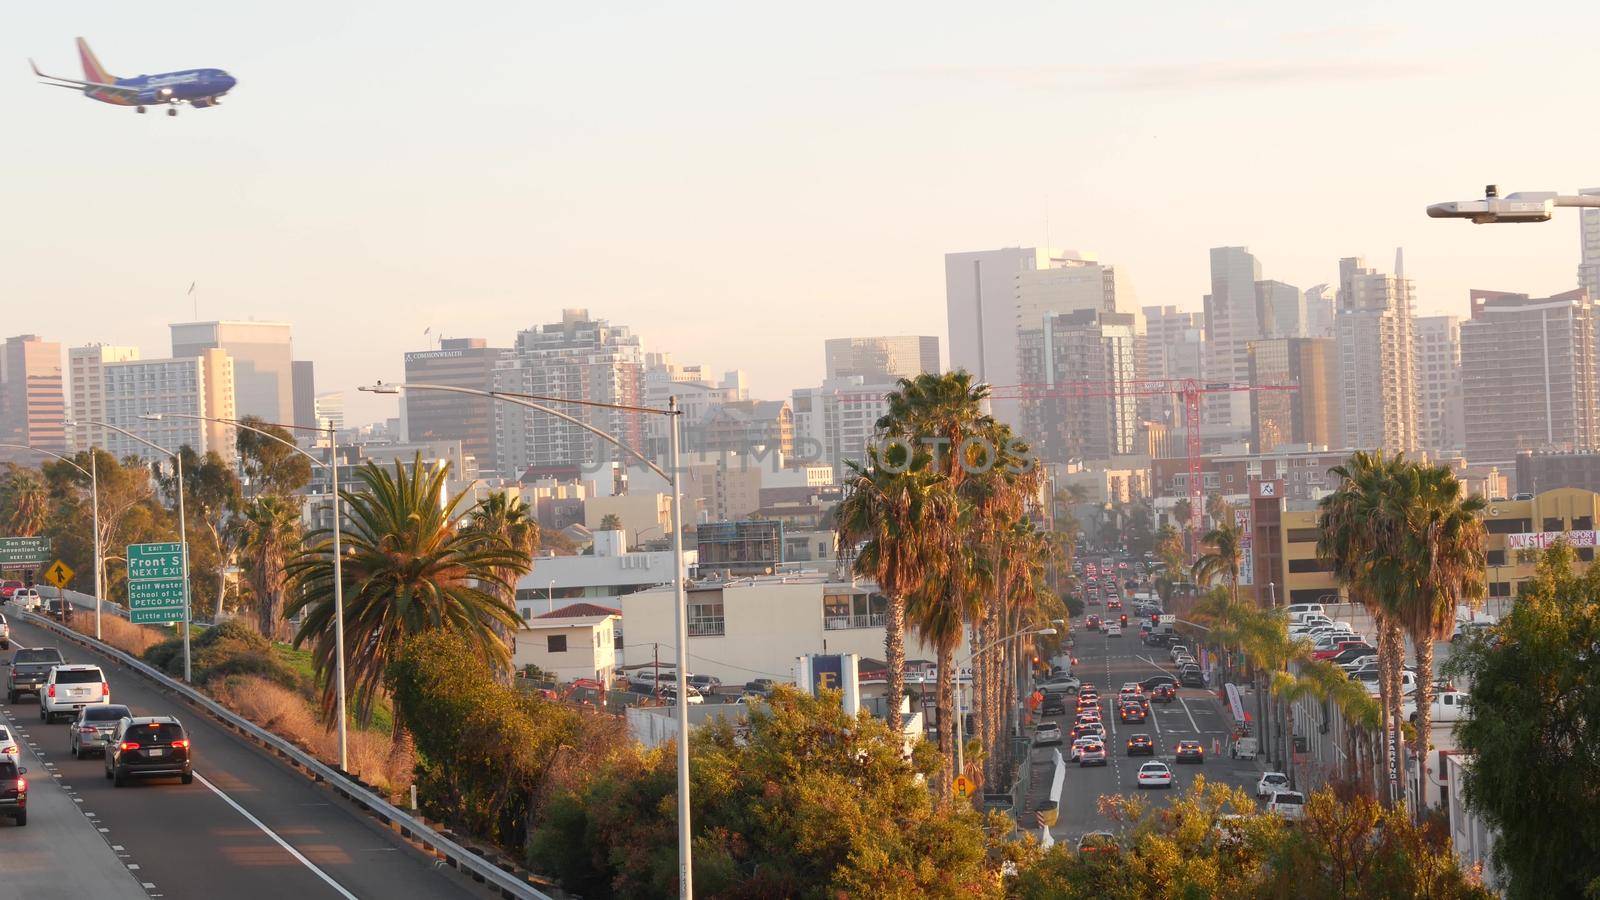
xmin=31 ymin=37 xmax=235 ymax=117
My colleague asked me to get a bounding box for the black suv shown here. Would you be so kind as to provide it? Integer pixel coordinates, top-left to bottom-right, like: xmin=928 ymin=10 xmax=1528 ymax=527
xmin=106 ymin=716 xmax=193 ymax=786
xmin=7 ymin=647 xmax=65 ymax=703
xmin=0 ymin=760 xmax=26 ymax=826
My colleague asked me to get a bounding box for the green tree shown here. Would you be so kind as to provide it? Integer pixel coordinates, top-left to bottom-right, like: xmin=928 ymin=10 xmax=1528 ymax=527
xmin=1191 ymin=518 xmax=1244 ymax=604
xmin=234 ymin=494 xmax=302 ymax=640
xmin=40 ymin=450 xmax=169 ymax=605
xmin=0 ymin=464 xmax=51 ymax=537
xmin=236 ymin=416 xmax=312 ymax=497
xmin=155 ymin=447 xmax=243 ymax=620
xmin=1444 ymin=541 xmax=1600 ymax=897
xmin=596 ymin=512 xmax=623 ymax=532
xmin=285 ymin=456 xmax=523 ymax=724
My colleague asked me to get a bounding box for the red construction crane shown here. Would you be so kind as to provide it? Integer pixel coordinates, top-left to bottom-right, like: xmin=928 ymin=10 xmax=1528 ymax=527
xmin=989 ymin=379 xmax=1298 ymax=551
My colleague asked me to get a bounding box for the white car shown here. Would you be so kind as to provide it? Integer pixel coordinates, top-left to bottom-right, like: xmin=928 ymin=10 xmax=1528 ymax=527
xmin=1104 ymin=624 xmax=1122 ymax=637
xmin=1078 ymin=741 xmax=1108 ymax=767
xmin=12 ymin=589 xmax=42 ymax=611
xmin=1069 ymin=736 xmax=1100 ymax=762
xmin=1169 ymin=645 xmax=1190 ymax=662
xmin=41 ymin=664 xmax=111 ymax=723
xmin=1285 ymin=603 xmax=1326 ymax=623
xmin=1402 ymin=690 xmax=1469 ymax=724
xmin=1256 ymin=772 xmax=1290 ymax=799
xmin=1136 ymin=761 xmax=1174 ymax=789
xmin=1267 ymin=791 xmax=1306 ymax=820
xmin=1034 ymin=722 xmax=1063 ymax=746
xmin=0 ymin=725 xmax=18 ymax=762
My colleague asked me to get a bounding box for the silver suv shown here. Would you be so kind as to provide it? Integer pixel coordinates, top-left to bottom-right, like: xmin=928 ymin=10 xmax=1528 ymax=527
xmin=41 ymin=664 xmax=110 ymax=723
xmin=70 ymin=704 xmax=132 ymax=758
xmin=0 ymin=612 xmax=9 ymax=650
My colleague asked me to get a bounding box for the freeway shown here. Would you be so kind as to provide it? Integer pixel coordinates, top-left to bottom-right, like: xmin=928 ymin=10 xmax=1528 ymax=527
xmin=1031 ymin=615 xmax=1269 ymax=847
xmin=1 ymin=614 xmax=491 ymax=900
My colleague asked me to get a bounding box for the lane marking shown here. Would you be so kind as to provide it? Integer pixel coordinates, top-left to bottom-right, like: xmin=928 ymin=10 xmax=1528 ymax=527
xmin=1178 ymin=696 xmax=1201 ymax=732
xmin=194 ymin=772 xmax=359 ymax=900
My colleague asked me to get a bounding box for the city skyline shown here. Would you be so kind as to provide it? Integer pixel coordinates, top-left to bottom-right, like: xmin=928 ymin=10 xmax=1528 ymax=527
xmin=6 ymin=3 xmax=1600 ymax=423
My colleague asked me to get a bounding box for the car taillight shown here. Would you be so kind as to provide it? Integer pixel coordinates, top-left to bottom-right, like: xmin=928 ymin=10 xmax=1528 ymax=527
xmin=79 ymin=727 xmax=95 ymax=735
xmin=47 ymin=685 xmax=54 ymax=698
xmin=15 ymin=778 xmax=25 ymax=792
xmin=102 ymin=682 xmax=110 ymax=696
xmin=171 ymin=739 xmax=189 ymax=750
xmin=119 ymin=741 xmax=140 ymax=752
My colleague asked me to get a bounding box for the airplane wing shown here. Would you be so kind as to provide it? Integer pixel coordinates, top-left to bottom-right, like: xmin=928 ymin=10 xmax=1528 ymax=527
xmin=29 ymin=58 xmax=141 ymax=96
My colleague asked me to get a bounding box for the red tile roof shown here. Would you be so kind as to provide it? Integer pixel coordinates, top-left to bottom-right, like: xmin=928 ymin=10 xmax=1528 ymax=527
xmin=536 ymin=602 xmax=621 ymax=619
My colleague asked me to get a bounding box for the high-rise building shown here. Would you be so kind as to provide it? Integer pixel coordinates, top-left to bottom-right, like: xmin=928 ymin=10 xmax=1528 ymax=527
xmin=291 ymin=360 xmax=316 ymax=433
xmin=1335 ymin=254 xmax=1420 ymax=453
xmin=314 ymin=392 xmax=345 ymax=432
xmin=1139 ymin=306 xmax=1204 ymax=424
xmin=0 ymin=335 xmax=66 ymax=460
xmin=1460 ymin=289 xmax=1600 ymax=465
xmin=1255 ymin=280 xmax=1305 ymax=339
xmin=494 ymin=310 xmax=645 ymax=479
xmin=68 ymin=344 xmax=140 ymax=453
xmin=944 ymin=246 xmax=1050 ymax=424
xmin=641 ymin=353 xmax=747 ymax=459
xmin=1304 ymin=284 xmax=1336 ymax=338
xmin=1247 ymin=337 xmax=1339 ymax=453
xmin=170 ymin=321 xmax=293 ymax=423
xmin=1017 ymin=309 xmax=1139 ymax=463
xmin=791 ymin=378 xmax=892 ymax=480
xmin=823 ymin=336 xmax=939 ymax=382
xmin=403 ymin=338 xmax=509 ymax=477
xmin=1202 ymin=247 xmax=1264 ymax=437
xmin=1415 ymin=316 xmax=1463 ymax=453
xmin=101 ymin=352 xmax=236 ymax=462
xmin=1579 ymin=187 xmax=1600 ymax=306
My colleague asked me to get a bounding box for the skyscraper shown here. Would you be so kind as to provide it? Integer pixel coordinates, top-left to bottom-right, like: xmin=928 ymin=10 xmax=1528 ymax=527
xmin=1247 ymin=337 xmax=1339 ymax=453
xmin=1017 ymin=309 xmax=1139 ymax=463
xmin=1255 ymin=280 xmax=1305 ymax=339
xmin=0 ymin=334 xmax=66 ymax=460
xmin=100 ymin=351 xmax=235 ymax=462
xmin=291 ymin=360 xmax=316 ymax=434
xmin=403 ymin=338 xmax=509 ymax=476
xmin=823 ymin=336 xmax=939 ymax=382
xmin=68 ymin=344 xmax=140 ymax=453
xmin=1202 ymin=247 xmax=1263 ymax=437
xmin=170 ymin=321 xmax=294 ymax=423
xmin=1303 ymin=284 xmax=1336 ymax=338
xmin=1139 ymin=305 xmax=1204 ymax=424
xmin=1460 ymin=289 xmax=1599 ymax=465
xmin=1335 ymin=254 xmax=1420 ymax=454
xmin=944 ymin=246 xmax=1050 ymax=424
xmin=1414 ymin=316 xmax=1463 ymax=453
xmin=1579 ymin=187 xmax=1600 ymax=306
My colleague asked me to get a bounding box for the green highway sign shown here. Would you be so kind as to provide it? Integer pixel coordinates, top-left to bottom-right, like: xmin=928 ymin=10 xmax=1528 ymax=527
xmin=127 ymin=541 xmax=187 ymax=625
xmin=0 ymin=536 xmax=51 ymax=568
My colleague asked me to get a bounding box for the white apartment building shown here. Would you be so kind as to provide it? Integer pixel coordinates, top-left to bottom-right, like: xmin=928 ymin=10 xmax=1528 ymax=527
xmin=68 ymin=344 xmax=140 ymax=453
xmin=1335 ymin=253 xmax=1420 ymax=454
xmin=792 ymin=377 xmax=892 ymax=480
xmin=514 ymin=529 xmax=690 ymax=618
xmin=170 ymin=320 xmax=293 ymax=424
xmin=512 ymin=602 xmax=619 ymax=685
xmin=1415 ymin=315 xmax=1463 ymax=453
xmin=101 ymin=352 xmax=236 ymax=461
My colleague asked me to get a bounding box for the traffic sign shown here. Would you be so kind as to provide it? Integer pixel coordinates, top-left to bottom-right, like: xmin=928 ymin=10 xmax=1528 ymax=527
xmin=42 ymin=559 xmax=74 ymax=589
xmin=953 ymin=774 xmax=975 ymax=799
xmin=0 ymin=536 xmax=51 ymax=568
xmin=127 ymin=542 xmax=186 ymax=625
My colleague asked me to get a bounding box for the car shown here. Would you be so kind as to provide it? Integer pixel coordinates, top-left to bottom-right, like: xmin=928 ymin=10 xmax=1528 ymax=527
xmin=657 ymin=685 xmax=704 ymax=705
xmin=1402 ymin=690 xmax=1469 ymax=724
xmin=1339 ymin=655 xmax=1379 ymax=673
xmin=1074 ymin=709 xmax=1102 ymax=725
xmin=1314 ymin=640 xmax=1368 ymax=661
xmin=1034 ymin=722 xmax=1063 ymax=746
xmin=0 ymin=725 xmax=18 ymax=763
xmin=1072 ymin=720 xmax=1106 ymax=741
xmin=1106 ymin=598 xmax=1123 ymax=610
xmin=106 ymin=716 xmax=193 ymax=786
xmin=1104 ymin=624 xmax=1122 ymax=637
xmin=1256 ymin=772 xmax=1290 ymax=799
xmin=742 ymin=678 xmax=776 ymax=695
xmin=629 ymin=669 xmax=674 ymax=691
xmin=1140 ymin=675 xmax=1176 ymax=694
xmin=0 ymin=760 xmax=27 ymax=825
xmin=1451 ymin=621 xmax=1491 ymax=642
xmin=1136 ymin=761 xmax=1174 ymax=789
xmin=1175 ymin=740 xmax=1205 ymax=763
xmin=1179 ymin=669 xmax=1206 ymax=688
xmin=41 ymin=664 xmax=110 ymax=723
xmin=1085 ymin=615 xmax=1101 ymax=631
xmin=1327 ymin=644 xmax=1377 ymax=666
xmin=1077 ymin=830 xmax=1117 ymax=853
xmin=1078 ymin=741 xmax=1108 ymax=767
xmin=1267 ymin=790 xmax=1307 ymax=821
xmin=6 ymin=646 xmax=65 ymax=703
xmin=12 ymin=589 xmax=42 ymax=611
xmin=1037 ymin=676 xmax=1082 ymax=695
xmin=1076 ymin=692 xmax=1100 ymax=709
xmin=1126 ymin=734 xmax=1154 ymax=756
xmin=1169 ymin=645 xmax=1190 ymax=662
xmin=1150 ymin=683 xmax=1177 ymax=703
xmin=1285 ymin=603 xmax=1327 ymax=623
xmin=0 ymin=580 xmax=22 ymax=600
xmin=1040 ymin=694 xmax=1067 ymax=716
xmin=69 ymin=704 xmax=133 ymax=758
xmin=1070 ymin=736 xmax=1100 ymax=762
xmin=1118 ymin=703 xmax=1146 ymax=723
xmin=45 ymin=598 xmax=73 ymax=622
xmin=688 ymin=674 xmax=722 ymax=693
xmin=0 ymin=612 xmax=9 ymax=649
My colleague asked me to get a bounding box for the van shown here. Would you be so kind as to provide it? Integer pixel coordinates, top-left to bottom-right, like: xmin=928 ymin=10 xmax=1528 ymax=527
xmin=1285 ymin=603 xmax=1326 ymax=623
xmin=1229 ymin=736 xmax=1259 ymax=760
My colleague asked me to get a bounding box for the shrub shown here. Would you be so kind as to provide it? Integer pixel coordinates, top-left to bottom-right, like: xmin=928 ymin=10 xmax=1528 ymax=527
xmin=64 ymin=613 xmax=169 ymax=657
xmin=142 ymin=619 xmax=305 ymax=692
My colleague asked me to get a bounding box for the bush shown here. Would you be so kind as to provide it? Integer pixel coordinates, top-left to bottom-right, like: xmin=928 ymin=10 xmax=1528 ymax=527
xmin=64 ymin=613 xmax=169 ymax=657
xmin=142 ymin=619 xmax=305 ymax=693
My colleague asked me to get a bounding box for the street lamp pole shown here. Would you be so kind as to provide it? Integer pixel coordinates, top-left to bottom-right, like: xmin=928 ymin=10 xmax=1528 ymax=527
xmin=0 ymin=443 xmax=100 ymax=638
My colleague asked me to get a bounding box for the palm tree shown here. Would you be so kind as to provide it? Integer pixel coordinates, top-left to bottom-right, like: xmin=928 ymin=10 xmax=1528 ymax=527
xmin=0 ymin=465 xmax=50 ymax=537
xmin=468 ymin=491 xmax=539 ymax=615
xmin=234 ymin=495 xmax=303 ymax=640
xmin=285 ymin=456 xmax=524 ymax=725
xmin=1192 ymin=519 xmax=1244 ymax=603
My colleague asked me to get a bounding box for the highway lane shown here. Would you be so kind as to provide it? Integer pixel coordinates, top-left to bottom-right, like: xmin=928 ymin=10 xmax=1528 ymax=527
xmin=3 ymin=614 xmax=489 ymax=900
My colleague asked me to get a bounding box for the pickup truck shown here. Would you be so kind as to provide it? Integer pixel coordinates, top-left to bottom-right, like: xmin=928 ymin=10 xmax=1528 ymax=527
xmin=6 ymin=646 xmax=66 ymax=704
xmin=1403 ymin=690 xmax=1470 ymax=724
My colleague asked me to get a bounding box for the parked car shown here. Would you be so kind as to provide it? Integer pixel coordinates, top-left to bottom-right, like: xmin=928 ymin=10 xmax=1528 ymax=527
xmin=1136 ymin=761 xmax=1174 ymax=789
xmin=12 ymin=589 xmax=42 ymax=611
xmin=70 ymin=704 xmax=133 ymax=759
xmin=41 ymin=664 xmax=110 ymax=723
xmin=1402 ymin=690 xmax=1469 ymax=724
xmin=1314 ymin=640 xmax=1369 ymax=661
xmin=1077 ymin=831 xmax=1117 ymax=853
xmin=6 ymin=646 xmax=65 ymax=703
xmin=629 ymin=670 xmax=674 ymax=692
xmin=105 ymin=716 xmax=192 ymax=786
xmin=742 ymin=678 xmax=776 ymax=696
xmin=0 ymin=725 xmax=18 ymax=762
xmin=0 ymin=760 xmax=27 ymax=825
xmin=1256 ymin=772 xmax=1290 ymax=799
xmin=1077 ymin=741 xmax=1108 ymax=767
xmin=1285 ymin=603 xmax=1327 ymax=623
xmin=0 ymin=580 xmax=22 ymax=600
xmin=1168 ymin=645 xmax=1190 ymax=662
xmin=657 ymin=685 xmax=704 ymax=705
xmin=688 ymin=674 xmax=722 ymax=694
xmin=1231 ymin=737 xmax=1259 ymax=760
xmin=1179 ymin=669 xmax=1206 ymax=688
xmin=1327 ymin=644 xmax=1377 ymax=666
xmin=1034 ymin=722 xmax=1063 ymax=747
xmin=1267 ymin=790 xmax=1307 ymax=821
xmin=1125 ymin=734 xmax=1154 ymax=756
xmin=1175 ymin=740 xmax=1205 ymax=764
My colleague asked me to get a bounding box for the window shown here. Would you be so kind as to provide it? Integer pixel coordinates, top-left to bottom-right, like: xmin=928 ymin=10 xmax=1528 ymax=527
xmin=1581 ymin=547 xmax=1595 ymax=562
xmin=547 ymin=635 xmax=568 ymax=653
xmin=1286 ymin=528 xmax=1321 ymax=544
xmin=688 ymin=591 xmax=725 ymax=637
xmin=1489 ymin=581 xmax=1511 ymax=598
xmin=824 ymin=592 xmax=887 ymax=630
xmin=1486 ymin=550 xmax=1506 ymax=566
xmin=1288 ymin=558 xmax=1332 ymax=574
xmin=1485 ymin=518 xmax=1532 ymax=534
xmin=1575 ymin=516 xmax=1594 ymax=531
xmin=1543 ymin=517 xmax=1564 ymax=533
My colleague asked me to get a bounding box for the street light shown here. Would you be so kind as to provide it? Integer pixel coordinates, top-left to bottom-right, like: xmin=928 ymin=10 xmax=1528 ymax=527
xmin=360 ymin=380 xmax=695 ymax=897
xmin=954 ymin=626 xmax=1057 ymax=783
xmin=1426 ymin=184 xmax=1600 ymax=224
xmin=142 ymin=411 xmax=351 ymax=773
xmin=0 ymin=444 xmax=102 ymax=639
xmin=68 ymin=419 xmax=192 ymax=682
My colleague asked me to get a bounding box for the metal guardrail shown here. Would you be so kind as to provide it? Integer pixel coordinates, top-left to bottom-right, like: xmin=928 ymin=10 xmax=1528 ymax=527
xmin=18 ymin=611 xmax=553 ymax=900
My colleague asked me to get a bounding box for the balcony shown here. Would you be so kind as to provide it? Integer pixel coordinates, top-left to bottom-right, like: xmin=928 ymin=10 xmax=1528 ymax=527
xmin=825 ymin=612 xmax=887 ymax=631
xmin=687 ymin=617 xmax=725 ymax=637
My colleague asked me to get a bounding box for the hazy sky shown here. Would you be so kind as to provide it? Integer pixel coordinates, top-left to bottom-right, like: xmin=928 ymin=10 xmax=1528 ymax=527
xmin=5 ymin=2 xmax=1598 ymax=424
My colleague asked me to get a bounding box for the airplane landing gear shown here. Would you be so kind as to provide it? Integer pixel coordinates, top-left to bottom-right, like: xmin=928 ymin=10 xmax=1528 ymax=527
xmin=136 ymin=106 xmax=147 ymax=114
xmin=166 ymin=107 xmax=178 ymax=117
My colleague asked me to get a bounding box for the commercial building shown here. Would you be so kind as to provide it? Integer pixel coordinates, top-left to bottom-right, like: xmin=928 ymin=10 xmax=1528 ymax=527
xmin=944 ymin=246 xmax=1051 ymax=425
xmin=823 ymin=336 xmax=939 ymax=382
xmin=0 ymin=334 xmax=67 ymax=459
xmin=170 ymin=321 xmax=294 ymax=423
xmin=100 ymin=352 xmax=236 ymax=461
xmin=791 ymin=378 xmax=892 ymax=480
xmin=1335 ymin=253 xmax=1420 ymax=454
xmin=1460 ymin=289 xmax=1600 ymax=465
xmin=1202 ymin=247 xmax=1265 ymax=438
xmin=1017 ymin=309 xmax=1139 ymax=463
xmin=1149 ymin=446 xmax=1352 ymax=508
xmin=696 ymin=520 xmax=784 ymax=576
xmin=314 ymin=392 xmax=344 ymax=432
xmin=1515 ymin=449 xmax=1600 ymax=495
xmin=640 ymin=353 xmax=748 ymax=460
xmin=403 ymin=338 xmax=509 ymax=477
xmin=694 ymin=399 xmax=793 ymax=457
xmin=582 ymin=491 xmax=672 ymax=546
xmin=1139 ymin=305 xmax=1205 ymax=425
xmin=68 ymin=344 xmax=141 ymax=453
xmin=291 ymin=360 xmax=316 ymax=433
xmin=513 ymin=529 xmax=689 ymax=616
xmin=1303 ymin=284 xmax=1335 ymax=338
xmin=1255 ymin=279 xmax=1305 ymax=339
xmin=1415 ymin=316 xmax=1463 ymax=454
xmin=1247 ymin=338 xmax=1339 ymax=453
xmin=1580 ymin=187 xmax=1600 ymax=311
xmin=512 ymin=603 xmax=619 ymax=685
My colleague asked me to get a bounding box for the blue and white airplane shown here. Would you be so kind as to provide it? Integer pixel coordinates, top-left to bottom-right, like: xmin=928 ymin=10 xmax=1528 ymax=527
xmin=31 ymin=38 xmax=235 ymax=116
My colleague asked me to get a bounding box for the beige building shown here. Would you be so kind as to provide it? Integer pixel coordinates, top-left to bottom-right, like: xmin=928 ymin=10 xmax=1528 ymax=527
xmin=69 ymin=344 xmax=141 ymax=453
xmin=584 ymin=492 xmax=672 ymax=546
xmin=1247 ymin=337 xmax=1339 ymax=453
xmin=823 ymin=336 xmax=939 ymax=382
xmin=1335 ymin=253 xmax=1419 ymax=453
xmin=1 ymin=334 xmax=67 ymax=459
xmin=511 ymin=602 xmax=619 ymax=684
xmin=101 ymin=352 xmax=236 ymax=461
xmin=171 ymin=320 xmax=293 ymax=424
xmin=1415 ymin=315 xmax=1463 ymax=454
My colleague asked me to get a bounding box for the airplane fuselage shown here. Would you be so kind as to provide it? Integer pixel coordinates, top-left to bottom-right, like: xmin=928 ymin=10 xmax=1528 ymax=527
xmin=87 ymin=68 xmax=235 ymax=107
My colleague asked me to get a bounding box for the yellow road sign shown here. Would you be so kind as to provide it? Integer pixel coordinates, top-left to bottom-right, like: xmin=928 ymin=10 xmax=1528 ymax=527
xmin=43 ymin=559 xmax=74 ymax=589
xmin=953 ymin=774 xmax=975 ymax=799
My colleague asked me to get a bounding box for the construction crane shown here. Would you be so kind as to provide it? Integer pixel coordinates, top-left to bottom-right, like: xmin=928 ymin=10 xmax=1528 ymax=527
xmin=988 ymin=379 xmax=1298 ymax=552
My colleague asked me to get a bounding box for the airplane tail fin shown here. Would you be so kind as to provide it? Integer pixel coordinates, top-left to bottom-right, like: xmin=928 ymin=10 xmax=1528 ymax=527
xmin=76 ymin=37 xmax=114 ymax=83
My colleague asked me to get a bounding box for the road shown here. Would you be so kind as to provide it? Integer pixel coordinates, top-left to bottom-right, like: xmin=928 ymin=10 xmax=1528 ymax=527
xmin=1029 ymin=614 xmax=1268 ymax=847
xmin=2 ymin=614 xmax=490 ymax=900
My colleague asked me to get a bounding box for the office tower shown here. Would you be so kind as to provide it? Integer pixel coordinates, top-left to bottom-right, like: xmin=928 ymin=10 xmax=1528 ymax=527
xmin=1303 ymin=284 xmax=1336 ymax=338
xmin=1255 ymin=280 xmax=1305 ymax=338
xmin=1202 ymin=247 xmax=1264 ymax=437
xmin=170 ymin=321 xmax=293 ymax=423
xmin=101 ymin=351 xmax=236 ymax=462
xmin=792 ymin=379 xmax=894 ymax=480
xmin=1335 ymin=254 xmax=1420 ymax=453
xmin=495 ymin=310 xmax=645 ymax=479
xmin=1580 ymin=188 xmax=1600 ymax=305
xmin=0 ymin=335 xmax=67 ymax=460
xmin=314 ymin=392 xmax=345 ymax=431
xmin=404 ymin=337 xmax=510 ymax=476
xmin=1460 ymin=289 xmax=1600 ymax=465
xmin=1138 ymin=305 xmax=1204 ymax=423
xmin=1014 ymin=251 xmax=1143 ymax=330
xmin=1016 ymin=309 xmax=1139 ymax=463
xmin=68 ymin=344 xmax=140 ymax=452
xmin=1247 ymin=337 xmax=1339 ymax=453
xmin=944 ymin=246 xmax=1051 ymax=424
xmin=1415 ymin=316 xmax=1463 ymax=453
xmin=291 ymin=360 xmax=316 ymax=433
xmin=823 ymin=336 xmax=939 ymax=382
